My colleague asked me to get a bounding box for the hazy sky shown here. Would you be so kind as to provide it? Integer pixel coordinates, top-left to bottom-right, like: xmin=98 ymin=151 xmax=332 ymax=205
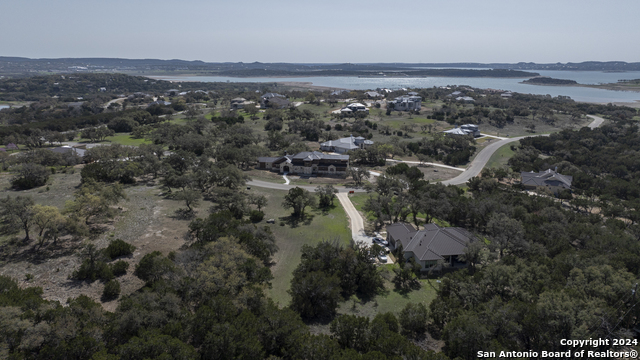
xmin=2 ymin=0 xmax=639 ymax=63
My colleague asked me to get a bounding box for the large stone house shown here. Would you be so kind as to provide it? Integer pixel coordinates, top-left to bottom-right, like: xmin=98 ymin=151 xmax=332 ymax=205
xmin=388 ymin=95 xmax=422 ymax=111
xmin=257 ymin=151 xmax=349 ymax=177
xmin=520 ymin=168 xmax=572 ymax=194
xmin=386 ymin=223 xmax=476 ymax=270
xmin=320 ymin=135 xmax=373 ymax=154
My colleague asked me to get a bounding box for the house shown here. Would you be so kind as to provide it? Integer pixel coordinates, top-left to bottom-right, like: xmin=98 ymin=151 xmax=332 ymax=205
xmin=257 ymin=151 xmax=349 ymax=177
xmin=448 ymin=91 xmax=463 ymax=97
xmin=520 ymin=168 xmax=572 ymax=194
xmin=261 ymin=96 xmax=290 ymax=109
xmin=332 ymin=102 xmax=369 ymax=117
xmin=386 ymin=222 xmax=476 ymax=270
xmin=49 ymin=145 xmax=86 ymax=158
xmin=261 ymin=93 xmax=284 ymax=100
xmin=148 ymin=100 xmax=171 ymax=107
xmin=501 ymin=92 xmax=513 ymax=98
xmin=231 ymin=97 xmax=246 ymax=110
xmin=455 ymin=96 xmax=475 ymax=103
xmin=320 ymin=135 xmax=373 ymax=154
xmin=6 ymin=143 xmax=19 ymax=151
xmin=388 ymin=95 xmax=422 ymax=111
xmin=443 ymin=124 xmax=480 ymax=137
xmin=365 ymin=91 xmax=382 ymax=98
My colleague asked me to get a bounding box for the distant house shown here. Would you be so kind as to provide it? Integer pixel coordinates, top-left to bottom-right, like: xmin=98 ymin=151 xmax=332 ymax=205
xmin=257 ymin=151 xmax=349 ymax=177
xmin=501 ymin=92 xmax=513 ymax=98
xmin=520 ymin=168 xmax=572 ymax=194
xmin=443 ymin=124 xmax=480 ymax=137
xmin=455 ymin=96 xmax=475 ymax=103
xmin=6 ymin=143 xmax=19 ymax=151
xmin=231 ymin=97 xmax=247 ymax=110
xmin=49 ymin=145 xmax=86 ymax=158
xmin=148 ymin=100 xmax=171 ymax=107
xmin=165 ymin=89 xmax=181 ymax=96
xmin=365 ymin=91 xmax=382 ymax=98
xmin=388 ymin=95 xmax=422 ymax=111
xmin=332 ymin=102 xmax=369 ymax=117
xmin=386 ymin=223 xmax=476 ymax=270
xmin=448 ymin=91 xmax=463 ymax=97
xmin=320 ymin=135 xmax=373 ymax=154
xmin=261 ymin=96 xmax=290 ymax=109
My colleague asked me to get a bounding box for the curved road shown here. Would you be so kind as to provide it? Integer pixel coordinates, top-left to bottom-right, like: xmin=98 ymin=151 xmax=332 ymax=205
xmin=441 ymin=115 xmax=605 ymax=185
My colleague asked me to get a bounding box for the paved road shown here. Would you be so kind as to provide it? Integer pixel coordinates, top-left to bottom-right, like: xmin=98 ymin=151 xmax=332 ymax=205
xmin=441 ymin=115 xmax=606 ymax=186
xmin=385 ymin=159 xmax=465 ymax=172
xmin=586 ymin=114 xmax=605 ymax=129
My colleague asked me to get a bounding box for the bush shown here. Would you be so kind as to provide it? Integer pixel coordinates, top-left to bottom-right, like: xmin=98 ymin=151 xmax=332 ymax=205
xmin=102 ymin=279 xmax=121 ymax=300
xmin=399 ymin=302 xmax=429 ymax=338
xmin=249 ymin=210 xmax=265 ymax=223
xmin=11 ymin=163 xmax=50 ymax=189
xmin=72 ymin=260 xmax=114 ymax=282
xmin=103 ymin=239 xmax=136 ymax=260
xmin=110 ymin=260 xmax=129 ymax=276
xmin=134 ymin=251 xmax=175 ymax=285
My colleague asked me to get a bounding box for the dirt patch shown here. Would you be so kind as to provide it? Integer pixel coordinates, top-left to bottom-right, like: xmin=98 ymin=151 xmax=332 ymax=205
xmin=0 ymin=181 xmax=195 ymax=311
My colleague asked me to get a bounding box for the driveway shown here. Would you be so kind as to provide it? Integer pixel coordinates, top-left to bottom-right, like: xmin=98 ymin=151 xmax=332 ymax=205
xmin=336 ymin=192 xmax=373 ymax=245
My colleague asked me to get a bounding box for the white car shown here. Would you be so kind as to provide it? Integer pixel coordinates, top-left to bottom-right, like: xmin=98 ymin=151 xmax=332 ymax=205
xmin=373 ymin=237 xmax=388 ymax=246
xmin=378 ymin=253 xmax=388 ymax=262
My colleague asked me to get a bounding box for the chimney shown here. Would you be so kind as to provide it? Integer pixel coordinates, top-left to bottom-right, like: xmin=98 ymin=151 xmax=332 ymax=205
xmin=555 ymin=166 xmax=558 ymax=173
xmin=284 ymin=150 xmax=287 ymax=156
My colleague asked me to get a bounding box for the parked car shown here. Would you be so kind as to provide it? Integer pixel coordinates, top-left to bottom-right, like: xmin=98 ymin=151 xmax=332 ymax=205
xmin=378 ymin=253 xmax=388 ymax=262
xmin=373 ymin=237 xmax=388 ymax=246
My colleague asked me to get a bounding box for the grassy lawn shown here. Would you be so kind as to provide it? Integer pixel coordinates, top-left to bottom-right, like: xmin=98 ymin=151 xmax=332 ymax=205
xmin=249 ymin=188 xmax=351 ymax=306
xmin=337 ymin=267 xmax=438 ymax=319
xmin=104 ymin=133 xmax=151 ymax=146
xmin=486 ymin=141 xmax=519 ymax=169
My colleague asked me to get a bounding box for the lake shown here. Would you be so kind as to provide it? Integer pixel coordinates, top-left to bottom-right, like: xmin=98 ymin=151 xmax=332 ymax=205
xmin=0 ymin=105 xmax=10 ymax=110
xmin=159 ymin=70 xmax=640 ymax=104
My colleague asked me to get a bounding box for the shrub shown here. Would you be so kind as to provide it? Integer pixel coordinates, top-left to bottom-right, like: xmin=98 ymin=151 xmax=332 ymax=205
xmin=103 ymin=239 xmax=136 ymax=260
xmin=249 ymin=210 xmax=265 ymax=223
xmin=102 ymin=279 xmax=121 ymax=300
xmin=399 ymin=302 xmax=429 ymax=338
xmin=110 ymin=260 xmax=129 ymax=276
xmin=73 ymin=260 xmax=114 ymax=282
xmin=11 ymin=163 xmax=50 ymax=189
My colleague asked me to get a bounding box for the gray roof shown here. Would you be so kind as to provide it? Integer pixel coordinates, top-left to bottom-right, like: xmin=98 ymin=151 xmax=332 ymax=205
xmin=521 ymin=169 xmax=572 ymax=189
xmin=388 ymin=223 xmax=474 ymax=261
xmin=262 ymin=92 xmax=284 ymax=99
xmin=292 ymin=151 xmax=349 ymax=161
xmin=50 ymin=146 xmax=86 ymax=157
xmin=257 ymin=156 xmax=280 ymax=163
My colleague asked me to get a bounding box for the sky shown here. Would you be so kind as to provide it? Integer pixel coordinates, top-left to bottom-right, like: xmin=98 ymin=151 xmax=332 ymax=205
xmin=2 ymin=0 xmax=639 ymax=63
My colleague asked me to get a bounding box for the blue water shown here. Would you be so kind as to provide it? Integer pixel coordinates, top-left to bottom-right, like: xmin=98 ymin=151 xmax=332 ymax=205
xmin=0 ymin=105 xmax=9 ymax=110
xmin=160 ymin=70 xmax=640 ymax=104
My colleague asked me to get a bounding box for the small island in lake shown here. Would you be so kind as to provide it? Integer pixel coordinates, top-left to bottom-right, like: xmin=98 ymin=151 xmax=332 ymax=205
xmin=522 ymin=76 xmax=578 ymax=85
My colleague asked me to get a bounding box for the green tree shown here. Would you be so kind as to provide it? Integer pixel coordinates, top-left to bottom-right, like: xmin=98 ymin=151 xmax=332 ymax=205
xmin=347 ymin=167 xmax=370 ymax=186
xmin=486 ymin=213 xmax=527 ymax=258
xmin=398 ymin=302 xmax=429 ymax=339
xmin=316 ymin=184 xmax=338 ymax=208
xmin=0 ymin=196 xmax=35 ymax=241
xmin=282 ymin=187 xmax=317 ymax=218
xmin=289 ymin=270 xmax=341 ymax=319
xmin=11 ymin=163 xmax=49 ymax=189
xmin=31 ymin=204 xmax=66 ymax=248
xmin=134 ymin=251 xmax=176 ymax=285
